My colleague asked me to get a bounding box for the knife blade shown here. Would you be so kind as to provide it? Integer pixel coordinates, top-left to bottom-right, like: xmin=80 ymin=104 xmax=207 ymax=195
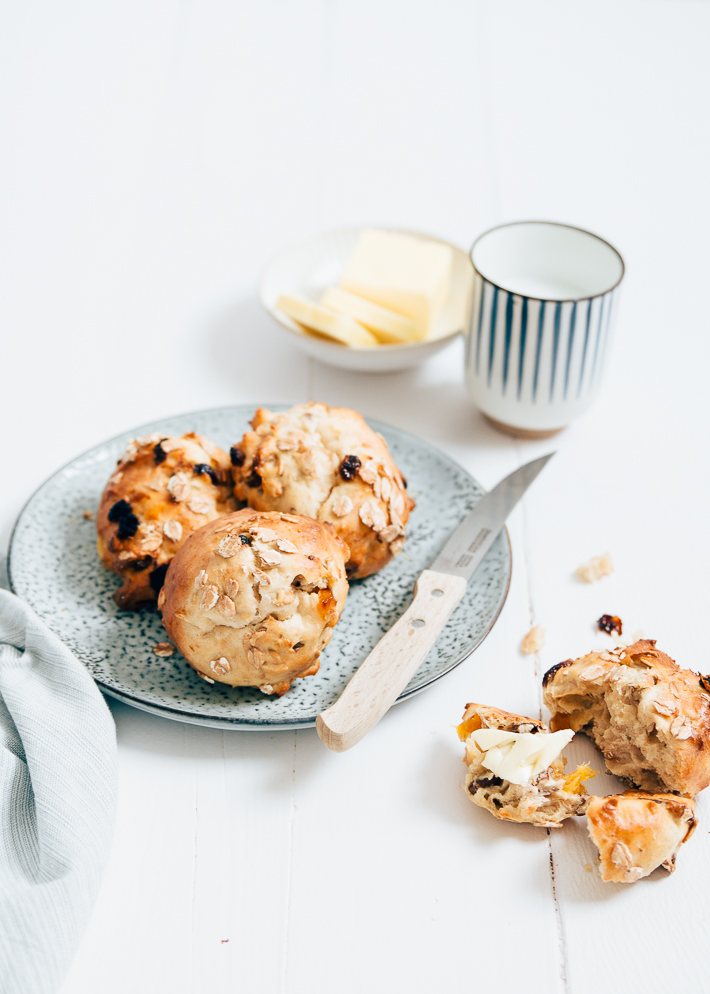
xmin=429 ymin=453 xmax=555 ymax=580
xmin=316 ymin=453 xmax=554 ymax=752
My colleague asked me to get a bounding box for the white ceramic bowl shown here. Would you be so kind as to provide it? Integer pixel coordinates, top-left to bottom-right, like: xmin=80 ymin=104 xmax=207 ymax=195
xmin=259 ymin=227 xmax=474 ymax=372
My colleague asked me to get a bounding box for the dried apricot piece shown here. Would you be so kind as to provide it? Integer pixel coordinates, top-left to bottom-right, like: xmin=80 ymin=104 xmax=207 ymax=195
xmin=562 ymin=763 xmax=596 ymax=795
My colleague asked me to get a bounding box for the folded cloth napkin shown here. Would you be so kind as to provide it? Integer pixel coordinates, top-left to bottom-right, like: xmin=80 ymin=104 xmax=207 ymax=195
xmin=0 ymin=569 xmax=117 ymax=994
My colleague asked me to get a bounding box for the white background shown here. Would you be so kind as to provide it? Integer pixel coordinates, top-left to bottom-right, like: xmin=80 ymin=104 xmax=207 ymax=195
xmin=1 ymin=2 xmax=709 ymax=992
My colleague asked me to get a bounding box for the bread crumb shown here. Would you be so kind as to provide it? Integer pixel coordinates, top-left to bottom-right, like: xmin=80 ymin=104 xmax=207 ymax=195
xmin=576 ymin=553 xmax=613 ymax=583
xmin=83 ymin=510 xmax=94 ymax=520
xmin=584 ymin=863 xmax=593 ymax=873
xmin=153 ymin=642 xmax=175 ymax=657
xmin=521 ymin=625 xmax=546 ymax=654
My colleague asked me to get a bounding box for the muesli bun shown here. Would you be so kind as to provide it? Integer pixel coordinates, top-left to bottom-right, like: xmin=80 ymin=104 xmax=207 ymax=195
xmin=586 ymin=791 xmax=696 ymax=883
xmin=160 ymin=509 xmax=349 ymax=696
xmin=458 ymin=703 xmax=594 ymax=828
xmin=96 ymin=432 xmax=236 ymax=609
xmin=543 ymin=640 xmax=710 ymax=796
xmin=230 ymin=402 xmax=415 ymax=578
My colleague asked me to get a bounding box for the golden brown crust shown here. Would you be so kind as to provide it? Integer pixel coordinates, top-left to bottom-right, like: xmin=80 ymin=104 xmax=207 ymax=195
xmin=459 ymin=703 xmax=590 ymax=828
xmin=230 ymin=402 xmax=415 ymax=578
xmin=460 ymin=702 xmax=546 ymax=735
xmin=160 ymin=509 xmax=349 ymax=695
xmin=586 ymin=791 xmax=696 ymax=883
xmin=96 ymin=432 xmax=236 ymax=609
xmin=542 ymin=639 xmax=710 ymax=796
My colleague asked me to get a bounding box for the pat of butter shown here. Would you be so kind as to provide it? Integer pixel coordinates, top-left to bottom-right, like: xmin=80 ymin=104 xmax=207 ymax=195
xmin=470 ymin=728 xmax=574 ymax=786
xmin=339 ymin=230 xmax=453 ymax=334
xmin=276 ymin=295 xmax=378 ymax=347
xmin=320 ymin=287 xmax=423 ymax=344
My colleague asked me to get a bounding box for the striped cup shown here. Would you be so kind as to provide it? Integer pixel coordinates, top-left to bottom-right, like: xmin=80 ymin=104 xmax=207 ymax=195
xmin=465 ymin=222 xmax=624 ymax=438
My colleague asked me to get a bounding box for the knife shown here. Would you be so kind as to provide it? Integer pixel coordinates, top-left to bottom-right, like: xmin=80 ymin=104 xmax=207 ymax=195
xmin=315 ymin=453 xmax=554 ymax=752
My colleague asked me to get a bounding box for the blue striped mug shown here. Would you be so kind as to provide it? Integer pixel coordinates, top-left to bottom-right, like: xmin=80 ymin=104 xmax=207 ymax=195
xmin=465 ymin=221 xmax=624 ymax=438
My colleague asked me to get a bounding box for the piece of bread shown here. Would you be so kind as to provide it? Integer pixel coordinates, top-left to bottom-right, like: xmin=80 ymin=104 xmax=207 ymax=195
xmin=542 ymin=640 xmax=710 ymax=796
xmin=458 ymin=703 xmax=594 ymax=828
xmin=229 ymin=402 xmax=415 ymax=579
xmin=159 ymin=509 xmax=349 ymax=695
xmin=586 ymin=791 xmax=696 ymax=883
xmin=97 ymin=432 xmax=236 ymax=609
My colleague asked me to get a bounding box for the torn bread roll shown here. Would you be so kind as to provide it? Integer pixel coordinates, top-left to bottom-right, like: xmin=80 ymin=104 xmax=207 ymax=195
xmin=160 ymin=509 xmax=349 ymax=696
xmin=230 ymin=402 xmax=415 ymax=578
xmin=458 ymin=704 xmax=594 ymax=828
xmin=543 ymin=640 xmax=710 ymax=796
xmin=586 ymin=792 xmax=696 ymax=883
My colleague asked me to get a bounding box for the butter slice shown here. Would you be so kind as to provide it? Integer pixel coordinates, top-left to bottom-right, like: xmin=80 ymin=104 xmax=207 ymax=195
xmin=339 ymin=229 xmax=453 ymax=333
xmin=276 ymin=295 xmax=378 ymax=347
xmin=470 ymin=728 xmax=574 ymax=786
xmin=320 ymin=287 xmax=423 ymax=344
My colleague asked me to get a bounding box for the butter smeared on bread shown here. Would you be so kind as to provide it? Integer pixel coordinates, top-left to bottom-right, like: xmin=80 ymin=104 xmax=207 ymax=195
xmin=458 ymin=704 xmax=594 ymax=828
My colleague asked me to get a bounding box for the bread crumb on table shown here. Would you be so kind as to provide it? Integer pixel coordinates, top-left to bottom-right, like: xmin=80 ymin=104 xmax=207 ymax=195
xmin=521 ymin=625 xmax=546 ymax=654
xmin=82 ymin=510 xmax=94 ymax=520
xmin=576 ymin=552 xmax=613 ymax=583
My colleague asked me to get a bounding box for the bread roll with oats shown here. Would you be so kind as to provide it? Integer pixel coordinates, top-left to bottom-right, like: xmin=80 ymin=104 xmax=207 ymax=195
xmin=586 ymin=792 xmax=696 ymax=883
xmin=159 ymin=509 xmax=349 ymax=695
xmin=97 ymin=432 xmax=236 ymax=609
xmin=458 ymin=703 xmax=594 ymax=828
xmin=229 ymin=402 xmax=415 ymax=579
xmin=543 ymin=640 xmax=710 ymax=796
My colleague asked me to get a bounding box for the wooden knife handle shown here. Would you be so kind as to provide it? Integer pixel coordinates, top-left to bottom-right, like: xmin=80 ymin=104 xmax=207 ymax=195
xmin=316 ymin=569 xmax=467 ymax=752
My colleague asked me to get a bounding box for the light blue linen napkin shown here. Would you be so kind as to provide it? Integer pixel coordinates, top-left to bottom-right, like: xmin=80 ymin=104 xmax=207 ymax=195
xmin=0 ymin=558 xmax=117 ymax=994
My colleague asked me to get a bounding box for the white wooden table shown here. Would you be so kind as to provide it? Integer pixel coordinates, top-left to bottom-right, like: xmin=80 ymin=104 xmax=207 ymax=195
xmin=2 ymin=2 xmax=709 ymax=991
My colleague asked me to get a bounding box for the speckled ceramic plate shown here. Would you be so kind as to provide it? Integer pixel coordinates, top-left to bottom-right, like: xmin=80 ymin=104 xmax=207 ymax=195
xmin=8 ymin=406 xmax=511 ymax=730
